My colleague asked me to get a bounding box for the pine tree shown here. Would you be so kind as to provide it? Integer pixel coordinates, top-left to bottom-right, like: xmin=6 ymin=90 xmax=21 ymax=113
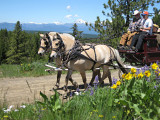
xmin=86 ymin=0 xmax=160 ymax=47
xmin=6 ymin=21 xmax=26 ymax=64
xmin=152 ymin=8 xmax=160 ymax=26
xmin=71 ymin=23 xmax=83 ymax=40
xmin=27 ymin=33 xmax=40 ymax=62
xmin=0 ymin=29 xmax=8 ymax=64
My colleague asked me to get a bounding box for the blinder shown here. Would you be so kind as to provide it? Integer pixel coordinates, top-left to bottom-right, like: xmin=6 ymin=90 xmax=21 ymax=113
xmin=52 ymin=35 xmax=64 ymax=52
xmin=40 ymin=34 xmax=51 ymax=51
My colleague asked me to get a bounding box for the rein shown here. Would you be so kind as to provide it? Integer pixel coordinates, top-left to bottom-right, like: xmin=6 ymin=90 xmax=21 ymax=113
xmin=58 ymin=40 xmax=99 ymax=70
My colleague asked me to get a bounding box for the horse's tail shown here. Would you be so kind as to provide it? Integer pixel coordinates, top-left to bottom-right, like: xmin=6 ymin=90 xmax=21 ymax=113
xmin=114 ymin=49 xmax=128 ymax=74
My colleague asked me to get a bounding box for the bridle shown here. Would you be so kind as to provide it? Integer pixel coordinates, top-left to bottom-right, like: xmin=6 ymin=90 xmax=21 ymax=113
xmin=40 ymin=35 xmax=52 ymax=52
xmin=51 ymin=37 xmax=65 ymax=53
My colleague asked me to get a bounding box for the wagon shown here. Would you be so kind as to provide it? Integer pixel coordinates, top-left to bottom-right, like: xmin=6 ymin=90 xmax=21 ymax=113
xmin=118 ymin=34 xmax=160 ymax=66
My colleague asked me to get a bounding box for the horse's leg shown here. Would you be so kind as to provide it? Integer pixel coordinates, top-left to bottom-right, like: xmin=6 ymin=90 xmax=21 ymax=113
xmin=99 ymin=65 xmax=112 ymax=86
xmin=68 ymin=77 xmax=79 ymax=89
xmin=55 ymin=71 xmax=62 ymax=88
xmin=63 ymin=69 xmax=72 ymax=91
xmin=80 ymin=72 xmax=87 ymax=89
xmin=97 ymin=69 xmax=102 ymax=84
xmin=106 ymin=66 xmax=112 ymax=86
xmin=89 ymin=69 xmax=101 ymax=86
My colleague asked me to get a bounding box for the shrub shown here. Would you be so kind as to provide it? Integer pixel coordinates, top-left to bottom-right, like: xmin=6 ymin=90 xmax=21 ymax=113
xmin=111 ymin=63 xmax=160 ymax=119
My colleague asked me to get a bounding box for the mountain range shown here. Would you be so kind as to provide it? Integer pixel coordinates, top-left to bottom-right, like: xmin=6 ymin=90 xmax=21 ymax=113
xmin=0 ymin=22 xmax=97 ymax=34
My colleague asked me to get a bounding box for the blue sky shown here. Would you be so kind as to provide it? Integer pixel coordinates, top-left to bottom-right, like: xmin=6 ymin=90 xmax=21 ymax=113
xmin=0 ymin=0 xmax=159 ymax=24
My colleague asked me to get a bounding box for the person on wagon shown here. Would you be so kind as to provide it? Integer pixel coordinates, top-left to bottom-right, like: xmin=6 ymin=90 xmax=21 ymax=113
xmin=130 ymin=11 xmax=153 ymax=52
xmin=118 ymin=10 xmax=142 ymax=49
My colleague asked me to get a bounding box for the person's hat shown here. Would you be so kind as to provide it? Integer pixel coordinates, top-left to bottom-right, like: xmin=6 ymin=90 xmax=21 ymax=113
xmin=133 ymin=10 xmax=140 ymax=15
xmin=141 ymin=11 xmax=149 ymax=16
xmin=153 ymin=24 xmax=159 ymax=29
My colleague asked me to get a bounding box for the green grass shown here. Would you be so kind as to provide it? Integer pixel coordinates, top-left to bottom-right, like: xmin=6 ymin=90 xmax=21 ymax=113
xmin=0 ymin=61 xmax=54 ymax=78
xmin=0 ymin=61 xmax=108 ymax=78
xmin=0 ymin=87 xmax=125 ymax=120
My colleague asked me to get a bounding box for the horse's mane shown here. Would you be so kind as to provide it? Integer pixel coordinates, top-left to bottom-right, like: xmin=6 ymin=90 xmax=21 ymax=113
xmin=48 ymin=32 xmax=57 ymax=36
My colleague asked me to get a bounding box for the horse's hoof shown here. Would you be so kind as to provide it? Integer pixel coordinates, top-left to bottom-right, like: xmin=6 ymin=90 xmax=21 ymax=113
xmin=55 ymin=84 xmax=59 ymax=88
xmin=73 ymin=82 xmax=79 ymax=89
xmin=52 ymin=84 xmax=59 ymax=90
xmin=63 ymin=86 xmax=68 ymax=92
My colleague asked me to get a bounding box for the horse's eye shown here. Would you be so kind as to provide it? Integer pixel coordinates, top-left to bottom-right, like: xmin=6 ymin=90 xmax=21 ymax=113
xmin=55 ymin=43 xmax=59 ymax=46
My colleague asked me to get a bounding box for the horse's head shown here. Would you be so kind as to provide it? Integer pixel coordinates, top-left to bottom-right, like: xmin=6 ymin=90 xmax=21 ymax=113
xmin=38 ymin=33 xmax=51 ymax=55
xmin=50 ymin=33 xmax=64 ymax=58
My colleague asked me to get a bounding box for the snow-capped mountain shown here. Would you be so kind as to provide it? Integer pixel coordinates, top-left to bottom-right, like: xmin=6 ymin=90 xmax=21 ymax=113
xmin=0 ymin=22 xmax=96 ymax=34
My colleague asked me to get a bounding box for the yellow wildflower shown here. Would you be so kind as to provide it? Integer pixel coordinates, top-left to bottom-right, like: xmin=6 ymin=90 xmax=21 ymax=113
xmin=138 ymin=72 xmax=144 ymax=79
xmin=112 ymin=116 xmax=116 ymax=118
xmin=144 ymin=70 xmax=151 ymax=77
xmin=131 ymin=68 xmax=136 ymax=74
xmin=158 ymin=73 xmax=160 ymax=76
xmin=127 ymin=110 xmax=130 ymax=115
xmin=111 ymin=84 xmax=117 ymax=89
xmin=41 ymin=108 xmax=46 ymax=111
xmin=116 ymin=81 xmax=121 ymax=86
xmin=132 ymin=73 xmax=137 ymax=78
xmin=93 ymin=110 xmax=97 ymax=112
xmin=28 ymin=64 xmax=30 ymax=66
xmin=122 ymin=73 xmax=126 ymax=79
xmin=125 ymin=73 xmax=133 ymax=80
xmin=151 ymin=63 xmax=159 ymax=70
xmin=3 ymin=115 xmax=8 ymax=118
xmin=155 ymin=69 xmax=160 ymax=74
xmin=98 ymin=115 xmax=104 ymax=118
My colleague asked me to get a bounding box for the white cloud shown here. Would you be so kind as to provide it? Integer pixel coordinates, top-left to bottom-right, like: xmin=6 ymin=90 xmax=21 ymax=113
xmin=75 ymin=19 xmax=86 ymax=24
xmin=53 ymin=21 xmax=64 ymax=25
xmin=74 ymin=14 xmax=79 ymax=17
xmin=65 ymin=15 xmax=72 ymax=19
xmin=66 ymin=5 xmax=71 ymax=10
xmin=29 ymin=22 xmax=46 ymax=24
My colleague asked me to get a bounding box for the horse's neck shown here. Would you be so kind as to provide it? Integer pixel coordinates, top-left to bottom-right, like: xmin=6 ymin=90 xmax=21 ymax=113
xmin=63 ymin=39 xmax=75 ymax=54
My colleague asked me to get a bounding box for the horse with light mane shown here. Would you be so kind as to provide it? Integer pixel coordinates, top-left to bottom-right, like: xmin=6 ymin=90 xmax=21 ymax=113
xmin=38 ymin=32 xmax=67 ymax=88
xmin=50 ymin=32 xmax=128 ymax=90
xmin=38 ymin=32 xmax=110 ymax=90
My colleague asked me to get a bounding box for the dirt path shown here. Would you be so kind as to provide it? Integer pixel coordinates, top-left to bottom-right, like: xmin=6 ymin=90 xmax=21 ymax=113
xmin=0 ymin=70 xmax=119 ymax=106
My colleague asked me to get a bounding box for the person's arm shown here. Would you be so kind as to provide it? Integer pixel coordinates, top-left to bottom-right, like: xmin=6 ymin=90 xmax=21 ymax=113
xmin=140 ymin=27 xmax=152 ymax=31
xmin=140 ymin=19 xmax=153 ymax=31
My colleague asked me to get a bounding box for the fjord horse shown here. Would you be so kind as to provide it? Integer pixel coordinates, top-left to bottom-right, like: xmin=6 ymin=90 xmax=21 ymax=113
xmin=38 ymin=32 xmax=106 ymax=90
xmin=50 ymin=32 xmax=127 ymax=90
xmin=38 ymin=32 xmax=76 ymax=88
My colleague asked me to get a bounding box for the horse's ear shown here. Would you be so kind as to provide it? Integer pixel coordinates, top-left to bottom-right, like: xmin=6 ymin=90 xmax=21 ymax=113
xmin=56 ymin=33 xmax=62 ymax=40
xmin=45 ymin=33 xmax=49 ymax=38
xmin=39 ymin=34 xmax=44 ymax=38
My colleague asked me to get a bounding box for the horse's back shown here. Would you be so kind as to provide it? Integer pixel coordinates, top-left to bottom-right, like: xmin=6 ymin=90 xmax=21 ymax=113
xmin=81 ymin=45 xmax=113 ymax=64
